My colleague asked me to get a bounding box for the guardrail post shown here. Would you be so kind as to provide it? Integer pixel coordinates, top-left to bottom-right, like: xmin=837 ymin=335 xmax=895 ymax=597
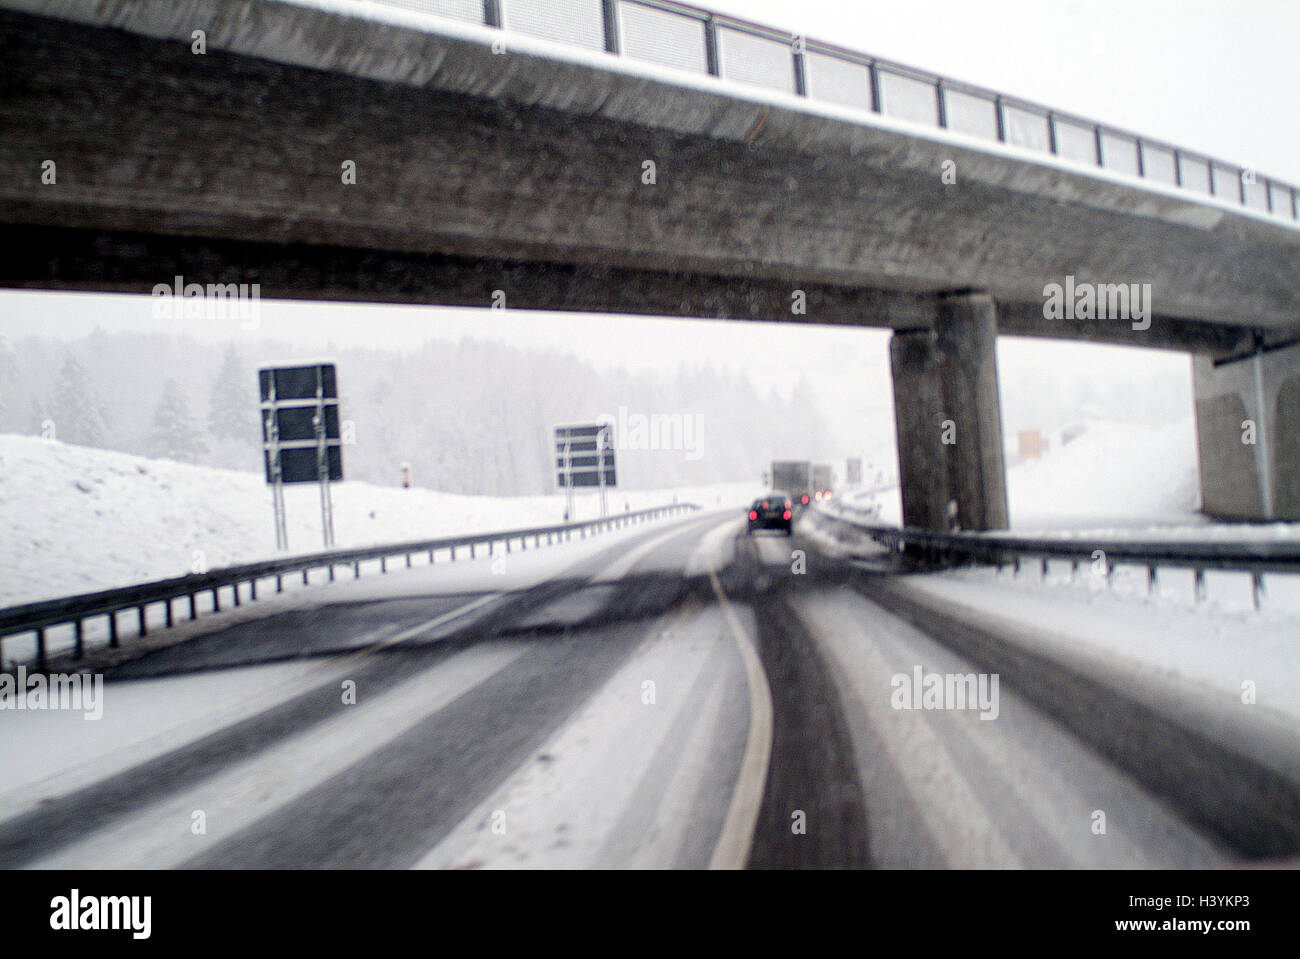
xmin=189 ymin=593 xmax=198 ymax=619
xmin=353 ymin=561 xmax=360 ymax=579
xmin=74 ymin=619 xmax=84 ymax=659
xmin=250 ymin=579 xmax=258 ymax=601
xmin=1146 ymin=565 xmax=1157 ymax=595
xmin=868 ymin=62 xmax=881 ymax=113
xmin=1251 ymin=572 xmax=1264 ymax=610
xmin=232 ymin=584 xmax=240 ymax=607
xmin=405 ymin=554 xmax=412 ymax=569
xmin=165 ymin=598 xmax=174 ymax=628
xmin=212 ymin=587 xmax=221 ymax=611
xmin=302 ymin=569 xmax=310 ymax=585
xmin=381 ymin=557 xmax=388 ymax=573
xmin=994 ymin=95 xmax=1006 ymax=142
xmin=328 ymin=565 xmax=335 ymax=583
xmin=482 ymin=0 xmax=502 ymax=29
xmin=1039 ymin=557 xmax=1048 ymax=580
xmin=470 ymin=543 xmax=476 ymax=559
xmin=1194 ymin=568 xmax=1206 ymax=602
xmin=109 ymin=610 xmax=119 ymax=648
xmin=276 ymin=574 xmax=284 ymax=593
xmin=36 ymin=627 xmax=46 ymax=670
xmin=138 ymin=605 xmax=147 ymax=636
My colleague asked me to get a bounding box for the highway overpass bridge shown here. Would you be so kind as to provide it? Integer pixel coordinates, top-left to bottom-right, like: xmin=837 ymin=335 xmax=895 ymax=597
xmin=1 ymin=0 xmax=1297 ymax=525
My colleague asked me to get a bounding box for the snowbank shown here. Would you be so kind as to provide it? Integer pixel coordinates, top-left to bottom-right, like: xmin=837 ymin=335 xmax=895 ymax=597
xmin=0 ymin=434 xmax=759 ymax=606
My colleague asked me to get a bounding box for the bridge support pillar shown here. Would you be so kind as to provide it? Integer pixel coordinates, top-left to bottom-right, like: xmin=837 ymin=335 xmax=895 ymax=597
xmin=889 ymin=292 xmax=1009 ymax=532
xmin=1193 ymin=341 xmax=1300 ymax=520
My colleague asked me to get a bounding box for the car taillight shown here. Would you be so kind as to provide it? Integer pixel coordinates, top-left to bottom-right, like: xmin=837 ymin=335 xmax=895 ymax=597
xmin=762 ymin=500 xmax=769 ymax=509
xmin=784 ymin=500 xmax=792 ymax=509
xmin=783 ymin=510 xmax=791 ymax=520
xmin=814 ymin=491 xmax=822 ymax=502
xmin=825 ymin=490 xmax=832 ymax=499
xmin=749 ymin=510 xmax=758 ymax=520
xmin=801 ymin=494 xmax=809 ymax=504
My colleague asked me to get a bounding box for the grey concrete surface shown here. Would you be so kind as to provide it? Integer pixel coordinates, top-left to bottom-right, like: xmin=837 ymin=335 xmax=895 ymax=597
xmin=0 ymin=0 xmax=1297 ymax=340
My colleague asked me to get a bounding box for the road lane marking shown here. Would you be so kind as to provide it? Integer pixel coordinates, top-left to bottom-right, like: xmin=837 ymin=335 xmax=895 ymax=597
xmin=409 ymin=601 xmax=725 ymax=870
xmin=336 ymin=592 xmax=503 ymax=664
xmin=591 ymin=515 xmax=714 ymax=583
xmin=28 ymin=642 xmax=530 ymax=869
xmin=707 ymin=569 xmax=773 ymax=870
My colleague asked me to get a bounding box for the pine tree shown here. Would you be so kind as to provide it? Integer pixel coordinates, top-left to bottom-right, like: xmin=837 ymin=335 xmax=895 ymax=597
xmin=148 ymin=377 xmax=208 ymax=463
xmin=47 ymin=353 xmax=110 ymax=447
xmin=207 ymin=344 xmax=257 ymax=443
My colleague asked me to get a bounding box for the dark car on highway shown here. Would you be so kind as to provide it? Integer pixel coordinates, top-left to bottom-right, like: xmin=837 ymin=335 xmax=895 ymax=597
xmin=747 ymin=492 xmax=794 ymax=535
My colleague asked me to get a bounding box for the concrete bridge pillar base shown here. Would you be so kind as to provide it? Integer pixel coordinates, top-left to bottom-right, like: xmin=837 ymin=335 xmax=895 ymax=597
xmin=1193 ymin=341 xmax=1300 ymax=521
xmin=890 ymin=293 xmax=1010 ymax=532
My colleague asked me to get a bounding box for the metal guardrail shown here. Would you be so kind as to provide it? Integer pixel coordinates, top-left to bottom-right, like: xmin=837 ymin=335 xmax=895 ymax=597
xmin=367 ymin=0 xmax=1300 ymax=223
xmin=0 ymin=502 xmax=700 ymax=670
xmin=820 ymin=502 xmax=1300 ymax=609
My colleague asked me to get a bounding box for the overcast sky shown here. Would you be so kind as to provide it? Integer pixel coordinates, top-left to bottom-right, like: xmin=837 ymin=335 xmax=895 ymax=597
xmin=704 ymin=0 xmax=1299 ymax=185
xmin=5 ymin=0 xmax=1286 ymax=453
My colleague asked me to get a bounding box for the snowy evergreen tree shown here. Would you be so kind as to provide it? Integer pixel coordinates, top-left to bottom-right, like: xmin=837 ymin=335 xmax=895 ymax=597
xmin=47 ymin=353 xmax=110 ymax=447
xmin=148 ymin=377 xmax=208 ymax=463
xmin=207 ymin=345 xmax=257 ymax=443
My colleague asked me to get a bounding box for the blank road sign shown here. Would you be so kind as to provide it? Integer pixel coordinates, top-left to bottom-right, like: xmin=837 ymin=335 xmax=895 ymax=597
xmin=262 ymin=405 xmax=341 ymax=444
xmin=259 ymin=364 xmax=338 ymax=402
xmin=554 ymin=423 xmax=616 ymax=488
xmin=264 ymin=446 xmax=343 ymax=484
xmin=260 ymin=363 xmax=344 ymax=485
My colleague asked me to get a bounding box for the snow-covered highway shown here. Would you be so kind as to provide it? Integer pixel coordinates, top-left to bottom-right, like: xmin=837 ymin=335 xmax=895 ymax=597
xmin=1 ymin=506 xmax=1296 ymax=869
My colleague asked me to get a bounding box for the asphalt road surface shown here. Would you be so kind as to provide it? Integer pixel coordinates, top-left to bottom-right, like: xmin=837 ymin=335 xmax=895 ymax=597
xmin=2 ymin=507 xmax=1296 ymax=869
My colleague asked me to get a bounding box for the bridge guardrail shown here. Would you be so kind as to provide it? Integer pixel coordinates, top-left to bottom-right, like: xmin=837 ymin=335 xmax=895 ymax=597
xmin=369 ymin=0 xmax=1299 ymax=224
xmin=818 ymin=501 xmax=1300 ymax=609
xmin=0 ymin=502 xmax=700 ymax=670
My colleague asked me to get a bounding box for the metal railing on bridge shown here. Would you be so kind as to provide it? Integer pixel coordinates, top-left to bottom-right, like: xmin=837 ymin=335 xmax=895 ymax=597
xmin=0 ymin=502 xmax=699 ymax=671
xmin=818 ymin=500 xmax=1300 ymax=610
xmin=361 ymin=0 xmax=1299 ymax=223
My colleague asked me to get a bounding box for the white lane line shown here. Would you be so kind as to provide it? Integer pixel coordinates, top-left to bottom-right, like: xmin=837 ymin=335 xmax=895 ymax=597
xmin=792 ymin=592 xmax=1021 ymax=868
xmin=707 ymin=569 xmax=773 ymax=871
xmin=28 ymin=642 xmax=529 ymax=869
xmin=683 ymin=517 xmax=744 ymax=577
xmin=590 ymin=517 xmax=713 ymax=583
xmin=408 ymin=602 xmax=729 ymax=870
xmin=339 ymin=591 xmax=503 ymax=660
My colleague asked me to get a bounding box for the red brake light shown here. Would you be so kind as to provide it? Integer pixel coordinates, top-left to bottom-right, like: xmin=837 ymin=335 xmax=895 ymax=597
xmin=814 ymin=491 xmax=822 ymax=502
xmin=783 ymin=510 xmax=791 ymax=520
xmin=749 ymin=510 xmax=758 ymax=520
xmin=825 ymin=490 xmax=833 ymax=499
xmin=801 ymin=494 xmax=809 ymax=504
xmin=784 ymin=500 xmax=792 ymax=508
